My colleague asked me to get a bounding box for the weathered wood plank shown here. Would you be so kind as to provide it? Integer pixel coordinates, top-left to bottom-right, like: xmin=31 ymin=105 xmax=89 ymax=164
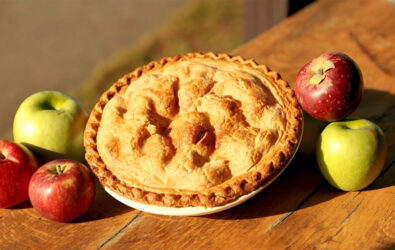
xmin=0 ymin=179 xmax=139 ymax=249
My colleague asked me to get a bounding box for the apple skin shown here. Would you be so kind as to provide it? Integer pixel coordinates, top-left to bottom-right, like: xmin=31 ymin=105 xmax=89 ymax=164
xmin=298 ymin=111 xmax=328 ymax=155
xmin=28 ymin=159 xmax=95 ymax=222
xmin=317 ymin=119 xmax=387 ymax=191
xmin=294 ymin=52 xmax=363 ymax=121
xmin=13 ymin=91 xmax=87 ymax=163
xmin=0 ymin=140 xmax=39 ymax=208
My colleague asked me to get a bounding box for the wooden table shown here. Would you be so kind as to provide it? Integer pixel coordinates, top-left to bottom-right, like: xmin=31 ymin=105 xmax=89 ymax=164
xmin=1 ymin=0 xmax=394 ymax=248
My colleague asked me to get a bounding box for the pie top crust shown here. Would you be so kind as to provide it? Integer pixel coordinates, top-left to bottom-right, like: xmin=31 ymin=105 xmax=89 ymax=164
xmin=84 ymin=52 xmax=303 ymax=207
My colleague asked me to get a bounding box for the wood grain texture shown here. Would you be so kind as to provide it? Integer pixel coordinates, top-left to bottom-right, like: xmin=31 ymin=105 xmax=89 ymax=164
xmin=0 ymin=0 xmax=394 ymax=249
xmin=0 ymin=179 xmax=140 ymax=249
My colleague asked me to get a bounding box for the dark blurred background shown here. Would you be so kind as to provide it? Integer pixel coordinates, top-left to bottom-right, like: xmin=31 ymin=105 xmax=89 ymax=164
xmin=0 ymin=0 xmax=314 ymax=138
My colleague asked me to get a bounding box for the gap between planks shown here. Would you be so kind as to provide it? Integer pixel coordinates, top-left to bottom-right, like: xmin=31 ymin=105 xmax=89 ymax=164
xmin=267 ymin=183 xmax=323 ymax=232
xmin=98 ymin=211 xmax=143 ymax=249
xmin=339 ymin=200 xmax=363 ymax=227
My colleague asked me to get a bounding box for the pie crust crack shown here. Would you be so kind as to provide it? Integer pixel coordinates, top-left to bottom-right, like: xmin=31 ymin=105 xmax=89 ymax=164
xmin=84 ymin=52 xmax=303 ymax=207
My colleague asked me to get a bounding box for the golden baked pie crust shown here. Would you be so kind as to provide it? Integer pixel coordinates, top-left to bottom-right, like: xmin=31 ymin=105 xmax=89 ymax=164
xmin=84 ymin=52 xmax=303 ymax=207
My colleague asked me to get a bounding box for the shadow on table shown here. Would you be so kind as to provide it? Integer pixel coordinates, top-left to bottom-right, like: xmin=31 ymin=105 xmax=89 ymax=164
xmin=381 ymin=243 xmax=395 ymax=250
xmin=205 ymin=88 xmax=395 ymax=220
xmin=72 ymin=178 xmax=133 ymax=223
xmin=9 ymin=199 xmax=33 ymax=210
xmin=351 ymin=88 xmax=395 ymax=131
xmin=368 ymin=160 xmax=395 ymax=191
xmin=204 ymin=155 xmax=342 ymax=220
xmin=6 ymin=180 xmax=133 ymax=223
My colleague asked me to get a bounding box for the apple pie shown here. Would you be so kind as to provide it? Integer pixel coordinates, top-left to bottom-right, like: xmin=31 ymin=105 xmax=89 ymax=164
xmin=84 ymin=52 xmax=303 ymax=207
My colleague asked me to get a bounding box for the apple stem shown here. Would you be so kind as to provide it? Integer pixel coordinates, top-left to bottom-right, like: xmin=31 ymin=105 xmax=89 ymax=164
xmin=56 ymin=165 xmax=66 ymax=175
xmin=309 ymin=59 xmax=335 ymax=85
xmin=0 ymin=153 xmax=5 ymax=160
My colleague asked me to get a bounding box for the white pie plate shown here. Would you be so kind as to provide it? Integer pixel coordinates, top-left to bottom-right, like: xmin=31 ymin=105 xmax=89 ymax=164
xmin=104 ymin=152 xmax=296 ymax=216
xmin=104 ymin=184 xmax=266 ymax=217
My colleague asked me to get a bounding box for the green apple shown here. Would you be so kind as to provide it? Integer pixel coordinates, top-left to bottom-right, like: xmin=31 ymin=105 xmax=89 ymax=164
xmin=13 ymin=91 xmax=87 ymax=162
xmin=316 ymin=119 xmax=387 ymax=191
xmin=298 ymin=110 xmax=328 ymax=155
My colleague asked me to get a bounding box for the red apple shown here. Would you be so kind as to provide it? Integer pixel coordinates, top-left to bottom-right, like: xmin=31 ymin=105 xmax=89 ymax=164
xmin=294 ymin=52 xmax=363 ymax=121
xmin=0 ymin=140 xmax=38 ymax=208
xmin=28 ymin=159 xmax=95 ymax=222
